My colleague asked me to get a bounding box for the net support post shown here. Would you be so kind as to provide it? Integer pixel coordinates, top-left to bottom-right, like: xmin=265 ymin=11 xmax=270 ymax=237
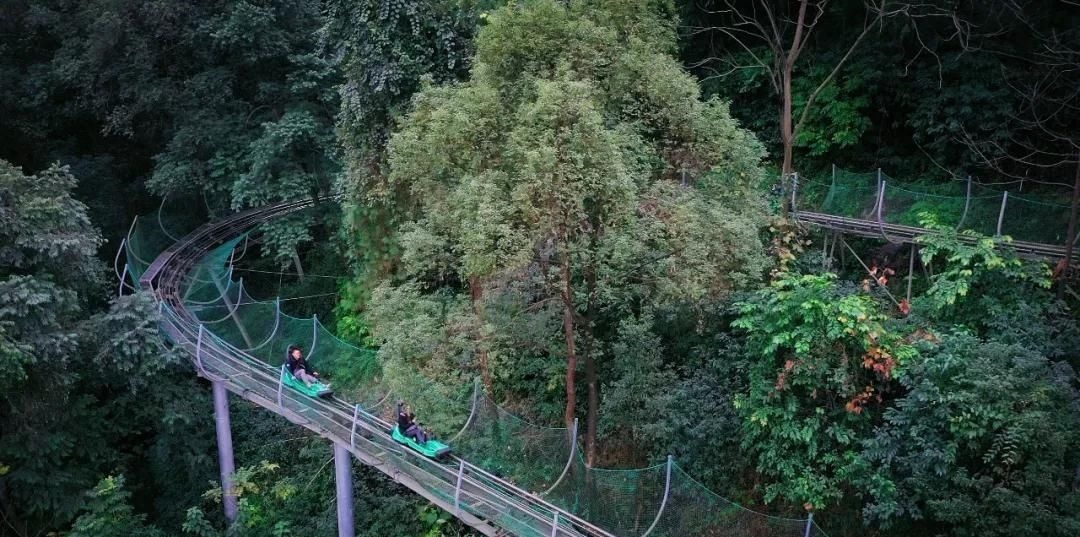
xmin=641 ymin=455 xmax=673 ymax=537
xmin=334 ymin=442 xmax=355 ymax=537
xmin=821 ymin=233 xmax=829 ymax=271
xmin=550 ymin=512 xmax=560 ymax=537
xmin=804 ymin=512 xmax=815 ymax=537
xmin=453 ymin=460 xmax=465 ymax=515
xmin=113 ymin=236 xmax=127 ymax=290
xmin=214 ymin=270 xmax=253 ymax=348
xmin=451 ymin=377 xmax=482 ymax=443
xmin=118 ymin=264 xmax=129 ymax=298
xmin=956 ymin=176 xmax=972 ymax=230
xmin=996 ymin=191 xmax=1009 ymax=236
xmin=196 ymin=325 xmax=206 ymax=375
xmin=790 ymin=172 xmax=799 ymax=215
xmin=544 ymin=418 xmax=578 ymax=496
xmin=311 ymin=314 xmax=319 ymax=356
xmin=212 ymin=380 xmax=238 ymax=523
xmin=875 ymin=181 xmax=900 ymax=244
xmin=876 ymin=180 xmax=886 ymax=223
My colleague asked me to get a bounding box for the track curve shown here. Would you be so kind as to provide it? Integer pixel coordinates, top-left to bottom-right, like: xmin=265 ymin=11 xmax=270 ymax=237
xmin=137 ymin=197 xmax=617 ymax=537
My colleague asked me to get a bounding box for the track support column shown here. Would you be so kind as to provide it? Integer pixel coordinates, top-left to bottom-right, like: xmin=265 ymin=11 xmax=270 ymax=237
xmin=334 ymin=443 xmax=355 ymax=537
xmin=212 ymin=380 xmax=238 ymax=523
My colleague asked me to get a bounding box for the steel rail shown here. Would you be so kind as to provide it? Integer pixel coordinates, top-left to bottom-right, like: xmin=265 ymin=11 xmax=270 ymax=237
xmin=794 ymin=210 xmax=1080 ymax=262
xmin=138 ymin=197 xmax=616 ymax=537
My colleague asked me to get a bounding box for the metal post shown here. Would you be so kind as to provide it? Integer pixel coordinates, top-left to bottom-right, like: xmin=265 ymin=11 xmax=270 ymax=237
xmin=875 ymin=180 xmax=898 ymax=244
xmin=453 ymin=460 xmax=465 ymax=515
xmin=821 ymin=233 xmax=829 ymax=271
xmin=996 ymin=191 xmax=1009 ymax=236
xmin=804 ymin=512 xmax=815 ymax=537
xmin=350 ymin=404 xmax=360 ymax=449
xmin=118 ymin=264 xmax=129 ymax=297
xmin=212 ymin=380 xmax=238 ymax=523
xmin=641 ymin=455 xmax=674 ymax=537
xmin=212 ymin=270 xmax=253 ymax=348
xmin=550 ymin=512 xmax=560 ymax=537
xmin=790 ymin=172 xmax=799 ymax=214
xmin=310 ymin=314 xmax=319 ymax=360
xmin=196 ymin=325 xmax=206 ymax=375
xmin=544 ymin=418 xmax=579 ymax=496
xmin=113 ymin=236 xmax=127 ymax=284
xmin=334 ymin=443 xmax=355 ymax=537
xmin=876 ymin=180 xmax=886 ymax=223
xmin=451 ymin=377 xmax=481 ymax=443
xmin=956 ymin=176 xmax=972 ymax=230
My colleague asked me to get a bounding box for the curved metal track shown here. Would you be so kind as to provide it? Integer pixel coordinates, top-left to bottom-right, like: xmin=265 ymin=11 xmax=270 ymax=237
xmin=138 ymin=198 xmax=616 ymax=537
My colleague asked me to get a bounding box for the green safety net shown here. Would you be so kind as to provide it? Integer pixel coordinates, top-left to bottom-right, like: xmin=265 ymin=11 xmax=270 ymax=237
xmin=796 ymin=166 xmax=1073 ymax=246
xmin=452 ymin=390 xmax=575 ymax=493
xmin=122 ymin=204 xmax=826 ymax=537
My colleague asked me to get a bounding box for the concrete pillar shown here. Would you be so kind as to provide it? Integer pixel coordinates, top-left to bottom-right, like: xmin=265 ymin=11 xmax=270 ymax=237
xmin=334 ymin=443 xmax=355 ymax=537
xmin=212 ymin=380 xmax=238 ymax=522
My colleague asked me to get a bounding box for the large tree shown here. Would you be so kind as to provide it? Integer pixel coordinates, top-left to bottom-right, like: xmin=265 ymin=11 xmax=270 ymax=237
xmin=363 ymin=0 xmax=769 ymax=463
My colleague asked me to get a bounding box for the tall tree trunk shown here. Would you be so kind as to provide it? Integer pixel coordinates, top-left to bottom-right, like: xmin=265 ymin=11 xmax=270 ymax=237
xmin=1060 ymin=157 xmax=1080 ymax=299
xmin=469 ymin=276 xmax=493 ymax=393
xmin=780 ymin=0 xmax=810 ymax=215
xmin=560 ymin=248 xmax=578 ymax=429
xmin=780 ymin=71 xmax=795 ymax=217
xmin=583 ymin=259 xmax=599 ymax=465
xmin=781 ymin=73 xmax=795 ymax=179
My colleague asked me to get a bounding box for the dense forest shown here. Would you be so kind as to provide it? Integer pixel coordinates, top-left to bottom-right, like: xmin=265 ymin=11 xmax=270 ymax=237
xmin=1 ymin=1 xmax=1078 ymax=536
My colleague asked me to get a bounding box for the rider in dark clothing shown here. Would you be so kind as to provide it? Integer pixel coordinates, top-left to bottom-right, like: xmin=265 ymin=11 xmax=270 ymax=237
xmin=286 ymin=345 xmax=324 ymax=387
xmin=396 ymin=401 xmax=428 ymax=444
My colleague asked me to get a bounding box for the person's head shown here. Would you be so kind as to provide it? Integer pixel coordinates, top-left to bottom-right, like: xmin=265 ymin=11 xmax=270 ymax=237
xmin=288 ymin=344 xmax=302 ymax=359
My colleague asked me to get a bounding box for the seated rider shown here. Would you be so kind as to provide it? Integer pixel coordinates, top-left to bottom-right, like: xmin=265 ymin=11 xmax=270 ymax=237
xmin=396 ymin=401 xmax=428 ymax=444
xmin=286 ymin=345 xmax=327 ymax=388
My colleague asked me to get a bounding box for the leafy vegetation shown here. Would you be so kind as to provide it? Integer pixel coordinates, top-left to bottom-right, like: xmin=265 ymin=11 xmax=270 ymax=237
xmin=1 ymin=1 xmax=1078 ymax=537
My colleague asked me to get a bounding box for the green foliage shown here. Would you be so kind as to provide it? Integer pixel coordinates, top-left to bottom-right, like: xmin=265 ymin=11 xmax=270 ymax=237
xmin=856 ymin=334 xmax=1080 ymax=537
xmin=733 ymin=273 xmax=916 ymax=509
xmin=329 ymin=0 xmax=492 ymax=295
xmin=360 ymin=0 xmax=771 ymax=444
xmin=791 ymin=58 xmax=877 ymax=158
xmin=0 ymin=160 xmax=106 ymax=528
xmin=0 ymin=159 xmax=218 ymax=534
xmin=0 ymin=161 xmax=103 ymax=364
xmin=916 ymin=220 xmax=1053 ymax=330
xmin=68 ymin=476 xmax=166 ymax=537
